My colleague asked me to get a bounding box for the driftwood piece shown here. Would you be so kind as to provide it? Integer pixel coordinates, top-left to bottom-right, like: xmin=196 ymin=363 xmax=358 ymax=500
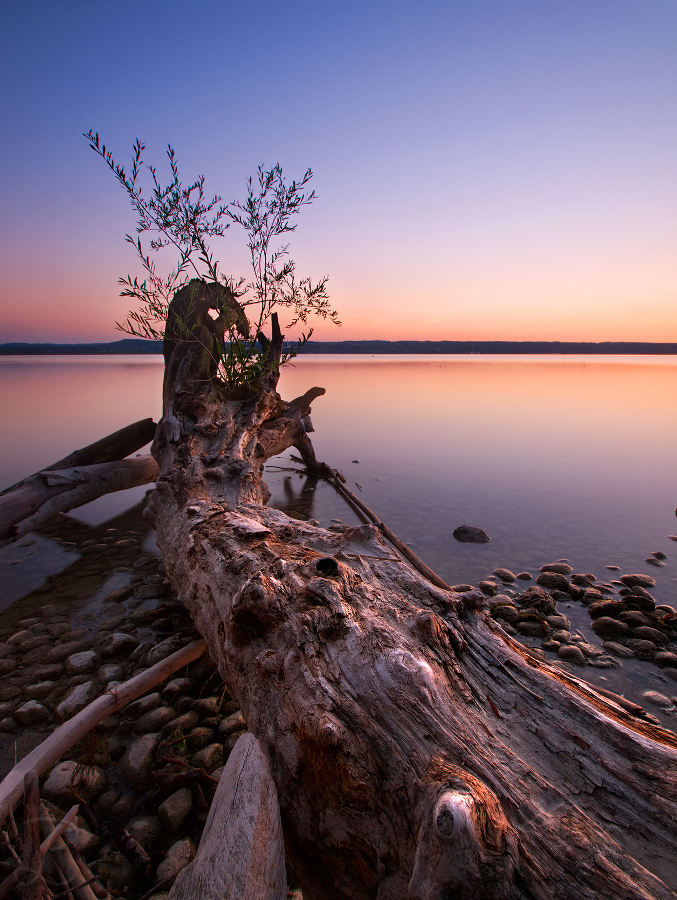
xmin=0 ymin=640 xmax=206 ymax=824
xmin=168 ymin=733 xmax=286 ymax=900
xmin=39 ymin=806 xmax=97 ymax=900
xmin=146 ymin=285 xmax=677 ymax=900
xmin=20 ymin=772 xmax=45 ymax=900
xmin=0 ymin=455 xmax=159 ymax=546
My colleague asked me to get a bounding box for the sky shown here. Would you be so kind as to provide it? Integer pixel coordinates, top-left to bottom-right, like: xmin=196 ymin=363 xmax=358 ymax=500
xmin=0 ymin=0 xmax=675 ymax=344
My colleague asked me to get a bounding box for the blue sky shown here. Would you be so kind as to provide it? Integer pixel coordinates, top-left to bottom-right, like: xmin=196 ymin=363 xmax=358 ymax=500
xmin=1 ymin=0 xmax=675 ymax=342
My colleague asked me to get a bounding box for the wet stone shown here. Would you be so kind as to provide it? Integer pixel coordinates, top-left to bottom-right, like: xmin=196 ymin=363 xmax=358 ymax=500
xmin=536 ymin=572 xmax=569 ymax=591
xmin=191 ymin=696 xmax=221 ymax=717
xmin=620 ymin=573 xmax=656 ymax=589
xmin=478 ymin=581 xmax=498 ymax=595
xmin=452 ymin=525 xmax=490 ymax=543
xmin=591 ymin=617 xmax=629 ymax=640
xmin=98 ymin=663 xmax=126 ymax=682
xmin=589 ymin=600 xmax=623 ymax=619
xmin=546 ymin=615 xmax=569 ymax=630
xmin=540 ymin=562 xmax=573 ymax=575
xmin=655 ymin=651 xmax=677 ymax=668
xmin=571 ymin=573 xmax=596 ymax=586
xmin=632 ymin=626 xmax=668 ymax=645
xmin=493 ymin=568 xmax=516 ymax=583
xmin=641 ymin=691 xmax=672 ymax=708
xmin=624 ymin=639 xmax=657 ymax=659
xmin=557 ymin=646 xmax=586 ymax=666
xmin=105 ymin=586 xmax=133 ymax=603
xmin=146 ymin=636 xmax=188 ymax=667
xmin=18 ymin=635 xmax=50 ymax=652
xmin=602 ymin=641 xmax=636 ymax=658
xmin=47 ymin=641 xmax=89 ymax=663
xmin=517 ymin=621 xmax=549 ymax=638
xmin=218 ymin=710 xmax=247 ymax=737
xmin=102 ymin=632 xmax=140 ymax=657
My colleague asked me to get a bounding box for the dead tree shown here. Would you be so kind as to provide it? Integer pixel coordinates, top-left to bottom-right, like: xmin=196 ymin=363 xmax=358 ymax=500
xmin=145 ymin=289 xmax=677 ymax=900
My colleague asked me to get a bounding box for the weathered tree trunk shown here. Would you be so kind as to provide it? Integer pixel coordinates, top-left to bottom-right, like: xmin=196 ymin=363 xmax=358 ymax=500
xmin=146 ymin=289 xmax=677 ymax=900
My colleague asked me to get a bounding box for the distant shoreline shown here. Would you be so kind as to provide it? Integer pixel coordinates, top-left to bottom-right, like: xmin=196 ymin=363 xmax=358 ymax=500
xmin=2 ymin=339 xmax=677 ymax=356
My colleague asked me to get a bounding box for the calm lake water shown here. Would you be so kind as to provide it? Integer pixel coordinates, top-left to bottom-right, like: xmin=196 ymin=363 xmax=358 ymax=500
xmin=1 ymin=354 xmax=676 ymax=725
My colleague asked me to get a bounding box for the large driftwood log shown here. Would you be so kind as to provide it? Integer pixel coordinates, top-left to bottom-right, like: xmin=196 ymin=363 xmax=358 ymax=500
xmin=146 ymin=285 xmax=677 ymax=900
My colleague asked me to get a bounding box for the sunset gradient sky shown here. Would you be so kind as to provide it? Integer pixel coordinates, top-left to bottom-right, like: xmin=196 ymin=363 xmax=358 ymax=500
xmin=1 ymin=0 xmax=675 ymax=343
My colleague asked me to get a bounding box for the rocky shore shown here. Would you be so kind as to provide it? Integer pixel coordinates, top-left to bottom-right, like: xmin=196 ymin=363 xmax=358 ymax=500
xmin=0 ymin=510 xmax=675 ymax=898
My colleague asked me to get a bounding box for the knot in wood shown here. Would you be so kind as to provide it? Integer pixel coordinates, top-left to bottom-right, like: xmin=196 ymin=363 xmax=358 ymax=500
xmin=314 ymin=556 xmax=340 ymax=577
xmin=230 ymin=575 xmax=285 ymax=641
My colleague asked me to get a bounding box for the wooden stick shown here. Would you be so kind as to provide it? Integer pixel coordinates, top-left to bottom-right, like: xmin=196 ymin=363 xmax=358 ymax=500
xmin=21 ymin=771 xmax=45 ymax=900
xmin=0 ymin=639 xmax=206 ymax=825
xmin=39 ymin=807 xmax=78 ymax=857
xmin=39 ymin=807 xmax=97 ymax=900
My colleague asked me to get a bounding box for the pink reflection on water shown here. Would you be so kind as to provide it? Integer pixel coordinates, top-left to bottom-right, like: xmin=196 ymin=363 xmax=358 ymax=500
xmin=0 ymin=356 xmax=163 ymax=489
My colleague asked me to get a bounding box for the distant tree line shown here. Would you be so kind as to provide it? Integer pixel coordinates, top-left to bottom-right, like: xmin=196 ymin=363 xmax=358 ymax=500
xmin=3 ymin=339 xmax=677 ymax=356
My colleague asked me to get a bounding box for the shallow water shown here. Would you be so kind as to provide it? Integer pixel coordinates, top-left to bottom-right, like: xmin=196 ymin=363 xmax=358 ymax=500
xmin=1 ymin=354 xmax=676 ymax=728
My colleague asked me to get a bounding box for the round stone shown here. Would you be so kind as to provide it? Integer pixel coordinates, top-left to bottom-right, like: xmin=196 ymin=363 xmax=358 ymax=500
xmin=540 ymin=562 xmax=573 ymax=575
xmin=493 ymin=568 xmax=516 ymax=583
xmin=632 ymin=626 xmax=668 ymax=645
xmin=536 ymin=572 xmax=569 ymax=591
xmin=14 ymin=700 xmax=49 ymax=725
xmin=591 ymin=617 xmax=629 ymax=640
xmin=641 ymin=691 xmax=672 ymax=708
xmin=620 ymin=573 xmax=656 ymax=589
xmin=557 ymin=646 xmax=586 ymax=666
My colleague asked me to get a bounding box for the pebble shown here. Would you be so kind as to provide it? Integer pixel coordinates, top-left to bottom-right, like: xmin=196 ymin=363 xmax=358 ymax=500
xmin=620 ymin=573 xmax=656 ymax=589
xmin=452 ymin=525 xmax=490 ymax=543
xmin=557 ymin=646 xmax=586 ymax=666
xmin=126 ymin=815 xmax=163 ymax=850
xmin=493 ymin=568 xmax=516 ymax=583
xmin=43 ymin=760 xmax=107 ymax=801
xmin=192 ymin=742 xmax=224 ymax=771
xmin=118 ymin=732 xmax=163 ymax=791
xmin=536 ymin=572 xmax=569 ymax=591
xmin=591 ymin=617 xmax=629 ymax=640
xmin=601 ymin=641 xmax=636 ymax=658
xmin=540 ymin=562 xmax=574 ymax=575
xmin=56 ymin=681 xmax=93 ymax=720
xmin=158 ymin=787 xmax=193 ymax=833
xmin=655 ymin=652 xmax=677 ymax=668
xmin=66 ymin=650 xmax=100 ymax=675
xmin=14 ymin=700 xmax=49 ymax=725
xmin=137 ymin=706 xmax=177 ymax=733
xmin=156 ymin=837 xmax=195 ymax=885
xmin=641 ymin=691 xmax=672 ymax=708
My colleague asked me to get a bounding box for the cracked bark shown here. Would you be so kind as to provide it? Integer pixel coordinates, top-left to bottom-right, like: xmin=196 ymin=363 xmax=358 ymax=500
xmin=146 ymin=283 xmax=677 ymax=900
